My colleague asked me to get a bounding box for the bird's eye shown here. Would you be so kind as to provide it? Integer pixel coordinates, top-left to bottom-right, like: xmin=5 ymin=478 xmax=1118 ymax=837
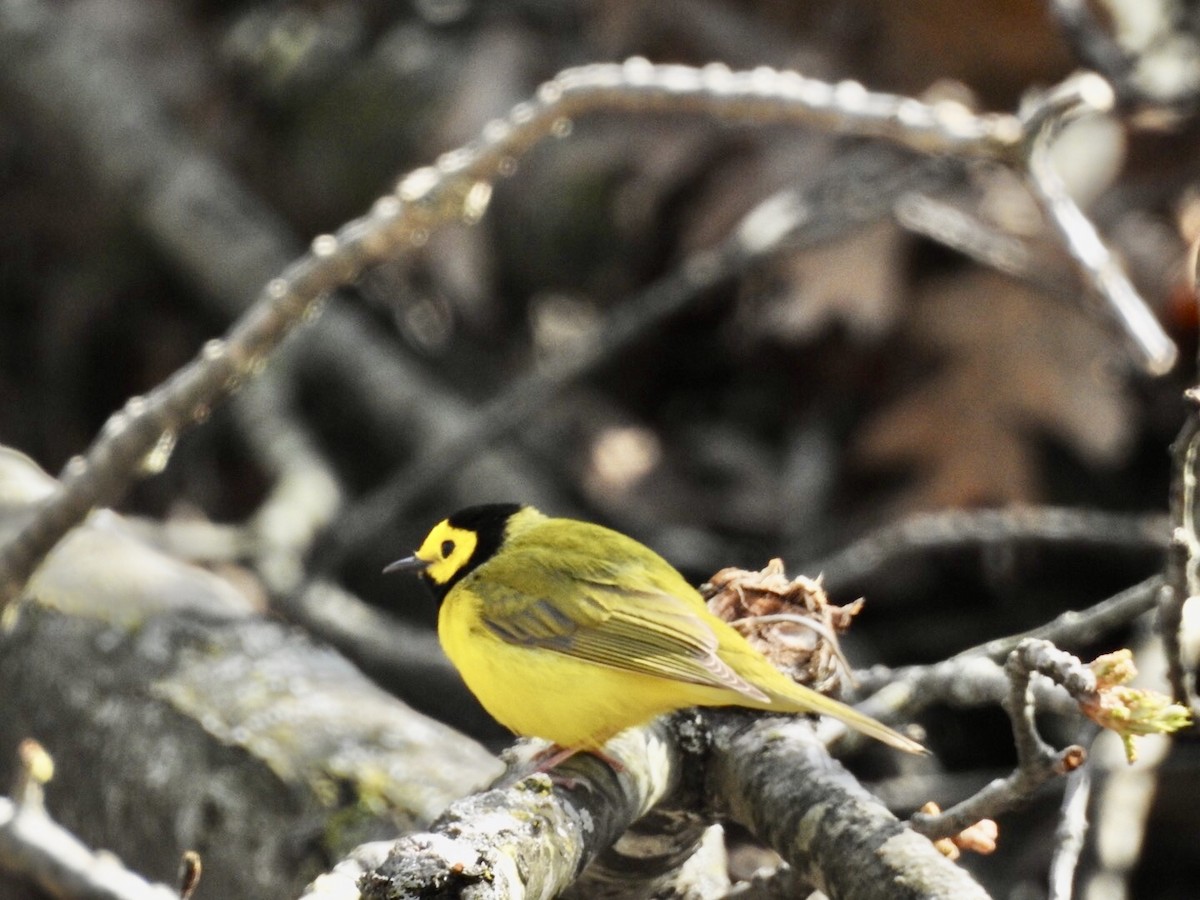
xmin=441 ymin=540 xmax=455 ymax=558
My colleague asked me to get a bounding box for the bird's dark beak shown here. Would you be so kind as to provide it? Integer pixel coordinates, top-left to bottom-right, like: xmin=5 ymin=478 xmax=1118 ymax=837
xmin=383 ymin=554 xmax=428 ymax=575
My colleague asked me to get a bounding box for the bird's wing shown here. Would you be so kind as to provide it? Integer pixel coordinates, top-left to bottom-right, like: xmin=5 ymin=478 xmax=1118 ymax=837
xmin=475 ymin=572 xmax=770 ymax=703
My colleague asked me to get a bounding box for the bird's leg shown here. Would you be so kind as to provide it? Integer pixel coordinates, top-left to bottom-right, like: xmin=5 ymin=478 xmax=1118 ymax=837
xmin=531 ymin=745 xmax=626 ymax=774
xmin=498 ymin=742 xmax=627 ymax=790
xmin=530 ymin=744 xmax=581 ymax=773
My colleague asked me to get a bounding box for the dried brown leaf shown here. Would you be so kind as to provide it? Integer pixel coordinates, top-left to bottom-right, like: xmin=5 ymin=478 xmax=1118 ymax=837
xmin=735 ymin=219 xmax=906 ymax=341
xmin=856 ymin=270 xmax=1134 ymax=511
xmin=700 ymin=559 xmax=861 ymax=691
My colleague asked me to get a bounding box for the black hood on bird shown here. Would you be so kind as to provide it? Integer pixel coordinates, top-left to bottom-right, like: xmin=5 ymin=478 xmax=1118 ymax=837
xmin=425 ymin=502 xmax=524 ymax=600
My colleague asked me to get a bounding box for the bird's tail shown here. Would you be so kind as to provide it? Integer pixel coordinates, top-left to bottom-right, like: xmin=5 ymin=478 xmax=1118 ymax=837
xmin=769 ymin=680 xmax=927 ymax=755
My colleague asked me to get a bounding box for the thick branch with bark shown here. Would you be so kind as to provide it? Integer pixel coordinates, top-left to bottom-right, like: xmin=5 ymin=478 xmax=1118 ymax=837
xmin=0 ymin=451 xmax=500 ymax=899
xmin=361 ymin=710 xmax=986 ymax=900
xmin=360 ymin=724 xmax=682 ymax=900
xmin=706 ymin=712 xmax=989 ymax=900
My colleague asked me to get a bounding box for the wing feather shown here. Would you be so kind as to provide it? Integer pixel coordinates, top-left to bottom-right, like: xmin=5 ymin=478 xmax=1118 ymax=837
xmin=475 ymin=566 xmax=769 ymax=703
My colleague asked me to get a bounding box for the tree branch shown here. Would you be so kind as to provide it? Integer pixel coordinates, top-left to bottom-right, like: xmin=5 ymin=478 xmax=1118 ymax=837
xmin=706 ymin=712 xmax=990 ymax=900
xmin=0 ymin=20 xmax=1172 ymax=599
xmin=0 ymin=740 xmax=180 ymax=900
xmin=360 ymin=724 xmax=682 ymax=900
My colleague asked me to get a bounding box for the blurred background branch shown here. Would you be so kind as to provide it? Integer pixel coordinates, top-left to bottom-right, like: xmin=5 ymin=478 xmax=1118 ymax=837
xmin=1 ymin=0 xmax=1198 ymax=897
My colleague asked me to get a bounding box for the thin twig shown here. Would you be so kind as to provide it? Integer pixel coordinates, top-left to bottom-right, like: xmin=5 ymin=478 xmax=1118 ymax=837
xmin=1047 ymin=751 xmax=1093 ymax=900
xmin=910 ymin=640 xmax=1090 ymax=839
xmin=854 ymin=576 xmax=1161 ymax=720
xmin=0 ymin=56 xmax=1174 ymax=603
xmin=893 ymin=192 xmax=1078 ymax=297
xmin=1161 ymin=388 xmax=1200 ymax=715
xmin=1046 ymin=0 xmax=1200 ymax=115
xmin=956 ymin=574 xmax=1162 ymax=663
xmin=1021 ymin=72 xmax=1177 ymax=373
xmin=316 ymin=146 xmax=955 ymax=571
xmin=0 ymin=741 xmax=178 ymax=900
xmin=177 ymin=851 xmax=202 ymax=900
xmin=805 ymin=506 xmax=1167 ymax=589
xmin=1045 ymin=0 xmax=1139 ymax=103
xmin=854 ymin=577 xmax=1169 ymax=748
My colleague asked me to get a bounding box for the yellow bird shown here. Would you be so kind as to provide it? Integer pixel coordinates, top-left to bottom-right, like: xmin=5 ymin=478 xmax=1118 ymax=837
xmin=387 ymin=504 xmax=923 ymax=756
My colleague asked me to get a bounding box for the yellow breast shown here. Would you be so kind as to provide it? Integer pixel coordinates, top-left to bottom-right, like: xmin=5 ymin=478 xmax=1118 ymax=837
xmin=438 ymin=583 xmax=732 ymax=749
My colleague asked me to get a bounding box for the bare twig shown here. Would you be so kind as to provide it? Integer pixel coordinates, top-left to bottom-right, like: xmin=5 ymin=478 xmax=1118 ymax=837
xmin=361 ymin=703 xmax=992 ymax=900
xmin=805 ymin=506 xmax=1167 ymax=590
xmin=1161 ymin=388 xmax=1200 ymax=715
xmin=1047 ymin=0 xmax=1200 ymax=115
xmin=0 ymin=741 xmax=179 ymax=900
xmin=1046 ymin=0 xmax=1140 ymax=102
xmin=708 ymin=712 xmax=992 ymax=899
xmin=911 ymin=638 xmax=1189 ymax=839
xmin=893 ymin=192 xmax=1078 ymax=296
xmin=910 ymin=640 xmax=1090 ymax=839
xmin=1047 ymin=753 xmax=1093 ymax=900
xmin=9 ymin=740 xmax=52 ymax=813
xmin=0 ymin=51 xmax=1174 ymax=601
xmin=177 ymin=851 xmax=202 ymax=900
xmin=1021 ymin=72 xmax=1177 ymax=373
xmin=319 ymin=145 xmax=954 ymax=572
xmin=854 ymin=577 xmax=1169 ymax=754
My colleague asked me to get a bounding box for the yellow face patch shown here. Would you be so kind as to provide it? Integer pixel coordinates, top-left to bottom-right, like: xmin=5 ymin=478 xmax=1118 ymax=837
xmin=414 ymin=520 xmax=479 ymax=586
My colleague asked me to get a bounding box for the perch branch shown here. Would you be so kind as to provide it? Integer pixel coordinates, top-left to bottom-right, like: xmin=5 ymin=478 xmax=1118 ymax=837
xmin=364 ymin=708 xmax=991 ymax=900
xmin=707 ymin=712 xmax=991 ymax=899
xmin=359 ymin=723 xmax=682 ymax=900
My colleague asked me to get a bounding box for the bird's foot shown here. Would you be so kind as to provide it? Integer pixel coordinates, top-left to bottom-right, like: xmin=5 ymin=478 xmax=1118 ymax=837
xmin=536 ymin=745 xmax=626 ymax=775
xmin=499 ymin=744 xmax=626 ymax=790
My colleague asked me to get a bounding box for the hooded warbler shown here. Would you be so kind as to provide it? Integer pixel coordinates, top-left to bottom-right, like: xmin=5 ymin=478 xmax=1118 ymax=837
xmin=387 ymin=503 xmax=923 ymax=755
